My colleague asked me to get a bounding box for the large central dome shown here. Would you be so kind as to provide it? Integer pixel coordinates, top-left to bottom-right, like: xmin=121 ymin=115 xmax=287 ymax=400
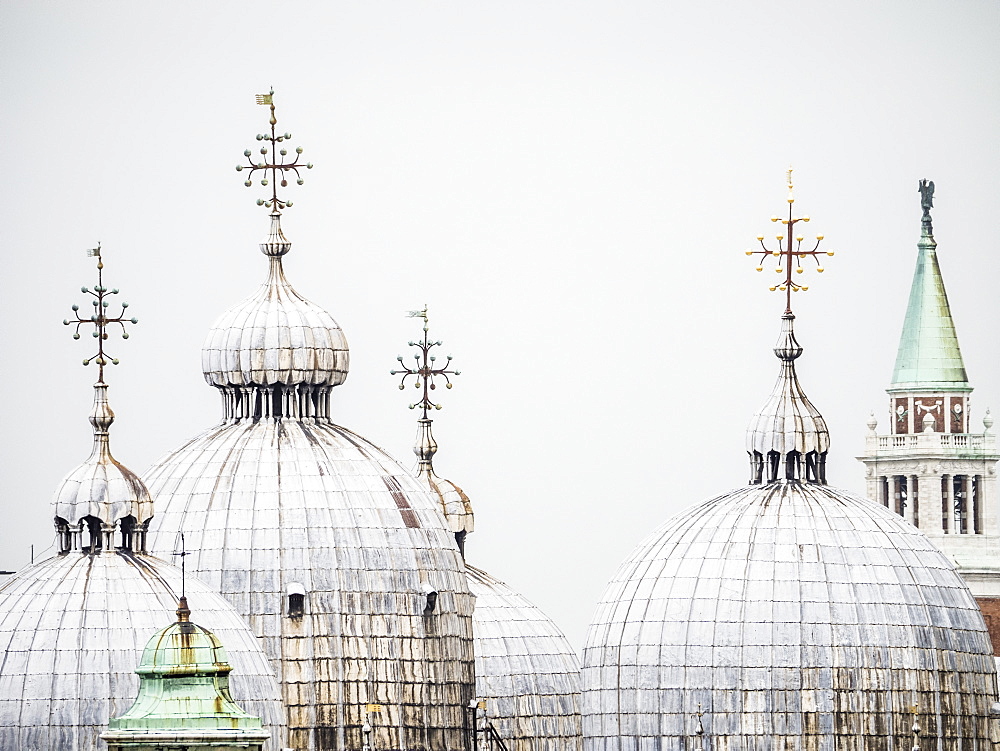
xmin=146 ymin=207 xmax=475 ymax=750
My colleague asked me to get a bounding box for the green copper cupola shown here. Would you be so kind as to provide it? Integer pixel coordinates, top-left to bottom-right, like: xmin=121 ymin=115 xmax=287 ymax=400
xmin=101 ymin=597 xmax=268 ymax=751
xmin=889 ymin=179 xmax=969 ymax=393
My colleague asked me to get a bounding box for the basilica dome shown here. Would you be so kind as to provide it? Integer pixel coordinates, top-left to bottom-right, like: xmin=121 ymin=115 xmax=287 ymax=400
xmin=582 ymin=310 xmax=998 ymax=749
xmin=146 ymin=210 xmax=475 ymax=751
xmin=0 ymin=551 xmax=286 ymax=750
xmin=467 ymin=565 xmax=583 ymax=751
xmin=0 ymin=371 xmax=284 ymax=751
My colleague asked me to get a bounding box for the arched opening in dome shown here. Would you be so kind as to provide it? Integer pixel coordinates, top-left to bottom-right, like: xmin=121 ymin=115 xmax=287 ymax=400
xmin=81 ymin=515 xmax=104 ymax=554
xmin=118 ymin=515 xmax=144 ymax=552
xmin=55 ymin=516 xmax=72 ymax=553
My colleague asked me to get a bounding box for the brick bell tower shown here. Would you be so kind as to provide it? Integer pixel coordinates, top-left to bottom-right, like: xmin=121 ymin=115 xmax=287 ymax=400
xmin=859 ymin=180 xmax=1000 ymax=654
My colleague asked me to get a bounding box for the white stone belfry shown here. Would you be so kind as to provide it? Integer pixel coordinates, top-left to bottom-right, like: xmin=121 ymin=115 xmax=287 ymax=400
xmin=858 ymin=180 xmax=1000 ymax=649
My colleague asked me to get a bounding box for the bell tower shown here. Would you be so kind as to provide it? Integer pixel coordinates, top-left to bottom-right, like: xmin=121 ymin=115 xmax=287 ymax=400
xmin=859 ymin=180 xmax=1000 ymax=642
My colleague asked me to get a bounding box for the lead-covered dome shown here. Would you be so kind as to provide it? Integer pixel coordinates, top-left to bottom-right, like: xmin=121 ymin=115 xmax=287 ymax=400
xmin=201 ymin=214 xmax=349 ymax=390
xmin=582 ymin=480 xmax=998 ymax=749
xmin=0 ymin=551 xmax=286 ymax=750
xmin=467 ymin=565 xmax=583 ymax=751
xmin=147 ymin=209 xmax=474 ymax=751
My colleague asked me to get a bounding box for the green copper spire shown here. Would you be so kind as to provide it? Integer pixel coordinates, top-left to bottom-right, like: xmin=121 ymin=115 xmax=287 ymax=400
xmin=889 ymin=180 xmax=969 ymax=393
xmin=102 ymin=597 xmax=267 ymax=750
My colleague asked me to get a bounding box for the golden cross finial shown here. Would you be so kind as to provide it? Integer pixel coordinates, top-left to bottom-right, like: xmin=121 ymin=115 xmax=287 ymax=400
xmin=63 ymin=244 xmax=138 ymax=383
xmin=391 ymin=306 xmax=461 ymax=420
xmin=236 ymin=89 xmax=313 ymax=212
xmin=744 ymin=168 xmax=836 ymax=314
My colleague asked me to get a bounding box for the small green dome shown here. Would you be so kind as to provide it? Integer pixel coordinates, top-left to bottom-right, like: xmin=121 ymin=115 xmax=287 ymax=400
xmin=103 ymin=598 xmax=267 ymax=747
xmin=136 ymin=599 xmax=232 ymax=678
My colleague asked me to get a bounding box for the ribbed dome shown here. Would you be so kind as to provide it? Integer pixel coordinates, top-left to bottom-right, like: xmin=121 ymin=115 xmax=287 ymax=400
xmin=201 ymin=214 xmax=349 ymax=390
xmin=52 ymin=384 xmax=153 ymax=528
xmin=0 ymin=551 xmax=286 ymax=750
xmin=582 ymin=480 xmax=998 ymax=750
xmin=467 ymin=565 xmax=582 ymax=751
xmin=746 ymin=313 xmax=829 ymax=485
xmin=145 ymin=417 xmax=476 ymax=751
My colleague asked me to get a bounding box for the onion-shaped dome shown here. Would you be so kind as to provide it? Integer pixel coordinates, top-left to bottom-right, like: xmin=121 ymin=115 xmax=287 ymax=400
xmin=746 ymin=313 xmax=829 ymax=485
xmin=146 ymin=217 xmax=475 ymax=751
xmin=102 ymin=597 xmax=268 ymax=750
xmin=202 ymin=214 xmax=349 ymax=393
xmin=582 ymin=481 xmax=998 ymax=749
xmin=467 ymin=565 xmax=582 ymax=751
xmin=0 ymin=551 xmax=286 ymax=750
xmin=583 ymin=305 xmax=999 ymax=750
xmin=53 ymin=383 xmax=153 ymax=535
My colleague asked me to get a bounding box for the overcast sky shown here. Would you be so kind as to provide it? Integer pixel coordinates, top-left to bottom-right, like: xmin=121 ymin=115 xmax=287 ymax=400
xmin=2 ymin=1 xmax=998 ymax=650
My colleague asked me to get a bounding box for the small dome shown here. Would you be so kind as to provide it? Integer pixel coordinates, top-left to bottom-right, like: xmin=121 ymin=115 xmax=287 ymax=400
xmin=467 ymin=565 xmax=582 ymax=751
xmin=582 ymin=480 xmax=998 ymax=749
xmin=136 ymin=601 xmax=231 ymax=677
xmin=52 ymin=384 xmax=153 ymax=528
xmin=201 ymin=214 xmax=349 ymax=388
xmin=746 ymin=313 xmax=829 ymax=484
xmin=0 ymin=551 xmax=286 ymax=750
xmin=103 ymin=597 xmax=268 ymax=749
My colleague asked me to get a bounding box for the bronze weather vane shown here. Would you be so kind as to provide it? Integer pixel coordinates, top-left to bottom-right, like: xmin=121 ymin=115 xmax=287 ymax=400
xmin=63 ymin=244 xmax=138 ymax=383
xmin=236 ymin=89 xmax=313 ymax=211
xmin=391 ymin=306 xmax=461 ymax=419
xmin=745 ymin=167 xmax=835 ymax=313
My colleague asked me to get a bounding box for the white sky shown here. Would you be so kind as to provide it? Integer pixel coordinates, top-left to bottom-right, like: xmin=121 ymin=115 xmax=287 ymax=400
xmin=1 ymin=1 xmax=998 ymax=650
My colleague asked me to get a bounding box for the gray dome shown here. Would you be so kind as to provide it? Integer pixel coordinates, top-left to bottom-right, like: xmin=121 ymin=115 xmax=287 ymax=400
xmin=52 ymin=384 xmax=153 ymax=528
xmin=582 ymin=480 xmax=998 ymax=750
xmin=467 ymin=565 xmax=582 ymax=751
xmin=145 ymin=417 xmax=476 ymax=751
xmin=0 ymin=551 xmax=286 ymax=750
xmin=746 ymin=314 xmax=829 ymax=459
xmin=201 ymin=214 xmax=349 ymax=389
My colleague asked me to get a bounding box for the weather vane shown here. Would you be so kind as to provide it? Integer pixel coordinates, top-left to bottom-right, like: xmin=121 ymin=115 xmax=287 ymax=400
xmin=236 ymin=88 xmax=313 ymax=212
xmin=745 ymin=167 xmax=835 ymax=314
xmin=63 ymin=244 xmax=138 ymax=383
xmin=390 ymin=305 xmax=461 ymax=419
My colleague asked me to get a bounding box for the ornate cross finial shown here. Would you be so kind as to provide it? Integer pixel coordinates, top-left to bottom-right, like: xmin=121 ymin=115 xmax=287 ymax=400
xmin=745 ymin=167 xmax=835 ymax=314
xmin=390 ymin=306 xmax=461 ymax=419
xmin=236 ymin=89 xmax=313 ymax=212
xmin=63 ymin=244 xmax=138 ymax=383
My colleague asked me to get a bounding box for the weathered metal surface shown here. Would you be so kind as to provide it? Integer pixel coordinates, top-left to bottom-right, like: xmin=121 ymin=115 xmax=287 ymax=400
xmin=467 ymin=565 xmax=582 ymax=751
xmin=745 ymin=314 xmax=829 ymax=484
xmin=581 ymin=479 xmax=999 ymax=749
xmin=201 ymin=215 xmax=349 ymax=390
xmin=52 ymin=383 xmax=155 ymax=532
xmin=0 ymin=551 xmax=286 ymax=750
xmin=102 ymin=596 xmax=268 ymax=750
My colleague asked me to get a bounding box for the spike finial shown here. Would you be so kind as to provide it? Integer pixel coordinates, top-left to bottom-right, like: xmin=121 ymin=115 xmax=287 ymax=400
xmin=745 ymin=168 xmax=835 ymax=315
xmin=236 ymin=89 xmax=313 ymax=212
xmin=172 ymin=532 xmax=190 ymax=600
xmin=63 ymin=244 xmax=138 ymax=383
xmin=390 ymin=306 xmax=461 ymax=420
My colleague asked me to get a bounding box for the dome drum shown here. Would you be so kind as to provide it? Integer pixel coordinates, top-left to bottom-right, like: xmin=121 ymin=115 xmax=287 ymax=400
xmin=218 ymin=382 xmax=335 ymax=421
xmin=55 ymin=514 xmax=150 ymax=555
